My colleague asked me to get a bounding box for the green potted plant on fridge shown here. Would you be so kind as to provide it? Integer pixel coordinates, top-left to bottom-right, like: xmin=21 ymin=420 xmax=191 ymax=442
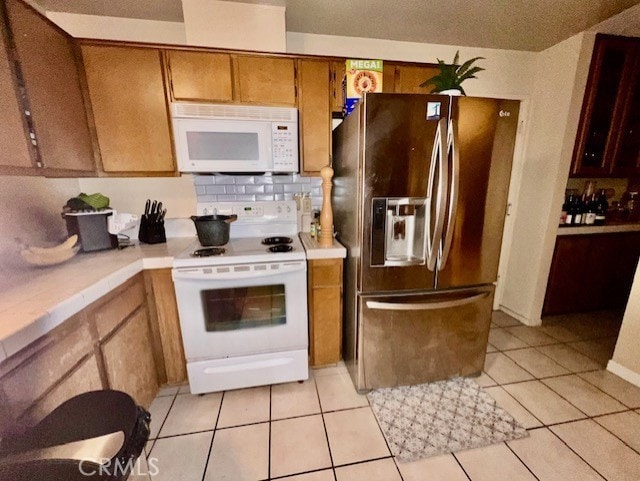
xmin=420 ymin=51 xmax=485 ymax=95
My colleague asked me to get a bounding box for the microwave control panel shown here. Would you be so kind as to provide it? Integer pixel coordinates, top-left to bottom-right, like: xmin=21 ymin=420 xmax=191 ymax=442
xmin=271 ymin=123 xmax=299 ymax=171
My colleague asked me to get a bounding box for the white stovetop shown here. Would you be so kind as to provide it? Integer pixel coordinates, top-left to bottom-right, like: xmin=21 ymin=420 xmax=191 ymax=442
xmin=173 ymin=236 xmax=306 ymax=268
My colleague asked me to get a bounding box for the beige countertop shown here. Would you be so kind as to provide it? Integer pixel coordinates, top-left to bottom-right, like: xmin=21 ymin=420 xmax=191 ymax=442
xmin=0 ymin=237 xmax=194 ymax=361
xmin=0 ymin=232 xmax=347 ymax=363
xmin=299 ymin=233 xmax=347 ymax=259
xmin=557 ymin=223 xmax=640 ymax=236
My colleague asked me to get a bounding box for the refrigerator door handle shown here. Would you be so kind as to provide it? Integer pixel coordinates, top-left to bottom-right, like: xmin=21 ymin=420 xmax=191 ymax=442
xmin=438 ymin=118 xmax=460 ymax=271
xmin=426 ymin=118 xmax=448 ymax=271
xmin=365 ymin=291 xmax=489 ymax=311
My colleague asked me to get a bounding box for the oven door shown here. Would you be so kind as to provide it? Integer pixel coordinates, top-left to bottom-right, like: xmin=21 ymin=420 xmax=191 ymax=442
xmin=173 ymin=117 xmax=272 ymax=173
xmin=172 ymin=260 xmax=308 ymax=360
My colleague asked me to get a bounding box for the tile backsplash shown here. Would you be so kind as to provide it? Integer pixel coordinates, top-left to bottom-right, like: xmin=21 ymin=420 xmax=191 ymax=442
xmin=194 ymin=174 xmax=323 ymax=207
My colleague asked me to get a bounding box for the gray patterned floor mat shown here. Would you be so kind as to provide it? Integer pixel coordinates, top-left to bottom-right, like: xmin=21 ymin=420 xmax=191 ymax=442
xmin=367 ymin=377 xmax=528 ymax=462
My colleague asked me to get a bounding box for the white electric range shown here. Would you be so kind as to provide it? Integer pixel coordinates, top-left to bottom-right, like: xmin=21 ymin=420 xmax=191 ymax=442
xmin=172 ymin=201 xmax=308 ymax=394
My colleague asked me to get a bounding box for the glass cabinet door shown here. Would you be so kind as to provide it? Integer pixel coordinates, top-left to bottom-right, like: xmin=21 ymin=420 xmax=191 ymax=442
xmin=612 ymin=50 xmax=640 ymax=175
xmin=571 ymin=36 xmax=636 ymax=177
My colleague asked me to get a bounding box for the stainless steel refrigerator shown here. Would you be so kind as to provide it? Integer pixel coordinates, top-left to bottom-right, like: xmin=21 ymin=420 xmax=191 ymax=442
xmin=332 ymin=93 xmax=519 ymax=391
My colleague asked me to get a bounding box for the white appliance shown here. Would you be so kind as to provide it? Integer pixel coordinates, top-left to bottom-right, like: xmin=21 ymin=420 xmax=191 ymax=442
xmin=171 ymin=102 xmax=299 ymax=174
xmin=172 ymin=201 xmax=308 ymax=393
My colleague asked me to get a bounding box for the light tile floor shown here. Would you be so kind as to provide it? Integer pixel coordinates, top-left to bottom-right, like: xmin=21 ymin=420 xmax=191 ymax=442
xmin=141 ymin=311 xmax=640 ymax=480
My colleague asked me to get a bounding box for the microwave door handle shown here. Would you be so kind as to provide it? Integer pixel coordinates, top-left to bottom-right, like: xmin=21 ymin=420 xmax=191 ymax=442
xmin=426 ymin=118 xmax=448 ymax=271
xmin=438 ymin=119 xmax=459 ymax=271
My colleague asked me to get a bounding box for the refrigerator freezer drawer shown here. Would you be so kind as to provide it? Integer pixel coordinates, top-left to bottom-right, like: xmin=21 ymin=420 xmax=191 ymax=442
xmin=357 ymin=285 xmax=494 ymax=391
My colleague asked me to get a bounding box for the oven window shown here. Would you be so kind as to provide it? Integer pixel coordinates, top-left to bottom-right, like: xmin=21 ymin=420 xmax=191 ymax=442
xmin=202 ymin=285 xmax=286 ymax=331
xmin=186 ymin=132 xmax=260 ymax=161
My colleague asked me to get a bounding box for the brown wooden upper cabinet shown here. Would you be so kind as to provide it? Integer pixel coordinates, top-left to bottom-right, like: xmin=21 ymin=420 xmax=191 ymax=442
xmin=571 ymin=35 xmax=640 ymax=177
xmin=298 ymin=59 xmax=331 ymax=174
xmin=0 ymin=14 xmax=33 ymax=175
xmin=4 ymin=0 xmax=95 ymax=175
xmin=166 ymin=50 xmax=233 ymax=102
xmin=81 ymin=45 xmax=175 ymax=174
xmin=330 ymin=60 xmax=346 ymax=114
xmin=235 ymin=56 xmax=296 ymax=105
xmin=386 ymin=64 xmax=439 ymax=94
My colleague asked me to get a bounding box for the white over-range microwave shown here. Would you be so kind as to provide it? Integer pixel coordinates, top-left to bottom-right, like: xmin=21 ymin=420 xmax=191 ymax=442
xmin=171 ymin=102 xmax=299 ymax=174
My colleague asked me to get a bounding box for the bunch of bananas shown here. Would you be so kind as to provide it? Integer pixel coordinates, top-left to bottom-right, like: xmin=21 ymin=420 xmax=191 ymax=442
xmin=21 ymin=235 xmax=80 ymax=266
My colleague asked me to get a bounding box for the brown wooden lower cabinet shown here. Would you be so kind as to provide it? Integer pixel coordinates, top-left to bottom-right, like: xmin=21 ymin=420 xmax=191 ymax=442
xmin=101 ymin=307 xmax=158 ymax=408
xmin=543 ymin=232 xmax=640 ymax=315
xmin=0 ymin=272 xmax=186 ymax=434
xmin=308 ymin=258 xmax=343 ymax=366
xmin=145 ymin=268 xmax=187 ymax=384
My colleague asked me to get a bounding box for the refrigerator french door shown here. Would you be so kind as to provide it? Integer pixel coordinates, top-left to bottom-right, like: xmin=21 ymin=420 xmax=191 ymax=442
xmin=332 ymin=93 xmax=519 ymax=391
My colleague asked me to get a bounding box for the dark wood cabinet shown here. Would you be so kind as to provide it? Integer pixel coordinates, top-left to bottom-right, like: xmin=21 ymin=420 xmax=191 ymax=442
xmin=571 ymin=35 xmax=640 ymax=177
xmin=543 ymin=232 xmax=640 ymax=315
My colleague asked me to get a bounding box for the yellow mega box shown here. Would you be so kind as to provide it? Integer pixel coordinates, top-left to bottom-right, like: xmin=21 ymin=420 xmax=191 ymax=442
xmin=343 ymin=59 xmax=383 ymax=116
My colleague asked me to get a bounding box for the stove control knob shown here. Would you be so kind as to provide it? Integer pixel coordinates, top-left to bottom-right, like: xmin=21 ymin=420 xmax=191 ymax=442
xmin=277 ymin=206 xmax=282 ymax=213
xmin=286 ymin=205 xmax=291 ymax=213
xmin=202 ymin=208 xmax=209 ymax=215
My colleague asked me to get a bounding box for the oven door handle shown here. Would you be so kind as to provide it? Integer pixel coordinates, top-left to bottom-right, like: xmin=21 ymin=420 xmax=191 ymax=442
xmin=172 ymin=263 xmax=305 ymax=281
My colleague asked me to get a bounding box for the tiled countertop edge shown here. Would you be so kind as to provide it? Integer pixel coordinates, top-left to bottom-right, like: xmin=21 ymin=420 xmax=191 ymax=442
xmin=0 ymin=245 xmax=184 ymax=361
xmin=557 ymin=223 xmax=640 ymax=236
xmin=299 ymin=233 xmax=347 ymax=259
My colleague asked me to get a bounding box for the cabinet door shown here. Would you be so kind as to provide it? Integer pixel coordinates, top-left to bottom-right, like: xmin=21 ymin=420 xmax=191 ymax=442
xmin=5 ymin=0 xmax=95 ymax=174
xmin=542 ymin=236 xmax=591 ymax=316
xmin=393 ymin=65 xmax=439 ymax=93
xmin=0 ymin=15 xmax=33 ymax=174
xmin=101 ymin=307 xmax=158 ymax=408
xmin=166 ymin=50 xmax=233 ymax=102
xmin=299 ymin=59 xmax=331 ymax=174
xmin=308 ymin=259 xmax=343 ymax=366
xmin=611 ymin=49 xmax=640 ymax=176
xmin=330 ymin=60 xmax=346 ymax=113
xmin=82 ymin=45 xmax=175 ymax=174
xmin=571 ymin=36 xmax=636 ymax=177
xmin=235 ymin=56 xmax=296 ymax=105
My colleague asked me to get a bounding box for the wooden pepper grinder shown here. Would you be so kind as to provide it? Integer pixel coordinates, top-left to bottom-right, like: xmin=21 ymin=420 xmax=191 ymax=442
xmin=319 ymin=165 xmax=334 ymax=248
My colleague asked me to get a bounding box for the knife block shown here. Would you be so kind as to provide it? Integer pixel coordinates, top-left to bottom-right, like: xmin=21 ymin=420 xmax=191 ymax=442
xmin=138 ymin=217 xmax=166 ymax=244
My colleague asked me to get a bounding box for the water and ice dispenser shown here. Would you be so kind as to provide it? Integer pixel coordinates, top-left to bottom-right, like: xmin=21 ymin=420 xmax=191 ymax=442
xmin=371 ymin=198 xmax=427 ymax=266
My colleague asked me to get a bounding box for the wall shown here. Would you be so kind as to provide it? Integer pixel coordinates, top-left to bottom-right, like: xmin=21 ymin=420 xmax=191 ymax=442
xmin=77 ymin=174 xmax=323 ymax=218
xmin=499 ymin=32 xmax=596 ymax=325
xmin=609 ymin=261 xmax=640 ymax=386
xmin=46 ymin=12 xmax=187 ymax=44
xmin=0 ymin=176 xmax=80 ymax=289
xmin=286 ymin=32 xmax=537 ymax=98
xmin=194 ymin=174 xmax=323 ymax=207
xmin=182 ymin=0 xmax=286 ymax=52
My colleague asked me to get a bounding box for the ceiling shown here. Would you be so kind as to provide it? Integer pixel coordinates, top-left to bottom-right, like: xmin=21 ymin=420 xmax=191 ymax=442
xmin=31 ymin=0 xmax=640 ymax=51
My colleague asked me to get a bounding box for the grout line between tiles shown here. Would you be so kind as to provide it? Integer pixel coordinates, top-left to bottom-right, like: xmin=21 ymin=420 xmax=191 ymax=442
xmin=589 ymin=414 xmax=640 ymax=457
xmin=503 ymin=440 xmax=542 ymax=480
xmin=546 ymin=424 xmax=611 ymax=481
xmin=450 ymin=451 xmax=473 ymax=481
xmin=268 ymin=385 xmax=272 ymax=480
xmin=199 ymin=390 xmax=224 ymax=481
xmin=315 ymin=370 xmax=336 ymax=475
xmin=151 ymin=390 xmax=179 ymax=441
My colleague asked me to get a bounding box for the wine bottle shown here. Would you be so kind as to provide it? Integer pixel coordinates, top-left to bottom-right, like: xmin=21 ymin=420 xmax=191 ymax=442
xmin=595 ymin=190 xmax=608 ymax=226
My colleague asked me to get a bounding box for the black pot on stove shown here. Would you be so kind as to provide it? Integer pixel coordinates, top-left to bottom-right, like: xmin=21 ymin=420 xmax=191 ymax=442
xmin=190 ymin=214 xmax=237 ymax=246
